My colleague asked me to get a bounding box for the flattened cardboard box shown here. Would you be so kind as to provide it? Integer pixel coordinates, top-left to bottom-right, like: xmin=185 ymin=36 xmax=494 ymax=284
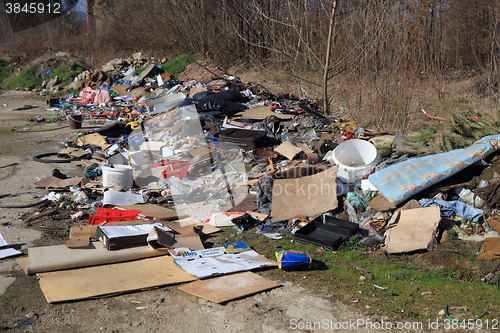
xmin=271 ymin=166 xmax=339 ymax=222
xmin=179 ymin=271 xmax=280 ymax=304
xmin=38 ymin=256 xmax=196 ymax=303
xmin=97 ymin=223 xmax=165 ymax=250
xmin=384 ymin=206 xmax=441 ymax=254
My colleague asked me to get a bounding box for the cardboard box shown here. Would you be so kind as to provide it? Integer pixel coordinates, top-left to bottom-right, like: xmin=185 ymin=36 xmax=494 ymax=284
xmin=97 ymin=223 xmax=166 ymax=250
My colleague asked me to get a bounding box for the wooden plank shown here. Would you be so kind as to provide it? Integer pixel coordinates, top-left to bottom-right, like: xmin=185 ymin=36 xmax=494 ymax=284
xmin=178 ymin=272 xmax=280 ymax=303
xmin=0 ymin=162 xmax=18 ymax=169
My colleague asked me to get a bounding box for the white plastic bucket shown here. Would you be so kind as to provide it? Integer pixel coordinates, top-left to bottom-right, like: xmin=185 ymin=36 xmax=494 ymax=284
xmin=332 ymin=139 xmax=379 ymax=183
xmin=102 ymin=165 xmax=134 ymax=189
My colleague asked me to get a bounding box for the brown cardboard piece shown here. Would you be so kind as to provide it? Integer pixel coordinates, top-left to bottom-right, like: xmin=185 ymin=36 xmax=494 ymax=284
xmin=65 ymin=225 xmax=98 ymax=249
xmin=271 ymin=166 xmax=339 ymax=222
xmin=188 ymin=145 xmax=212 ymax=158
xmin=384 ymin=206 xmax=441 ymax=254
xmin=248 ymin=212 xmax=268 ymax=221
xmin=38 ymin=256 xmax=196 ymax=303
xmin=111 ymin=85 xmax=131 ymax=96
xmin=175 ymin=219 xmax=220 ymax=235
xmin=147 ymin=225 xmax=204 ymax=251
xmin=117 ymin=203 xmax=181 ymax=220
xmin=476 ymin=238 xmax=500 ymax=260
xmin=178 ymin=271 xmax=280 ymax=304
xmin=190 ymin=87 xmax=208 ymax=96
xmin=77 ymin=133 xmax=111 ymax=149
xmin=234 ymin=106 xmax=295 ymax=120
xmin=295 ymin=143 xmax=313 ymax=154
xmin=274 ymin=141 xmax=302 ymax=160
xmin=31 ymin=176 xmax=83 ymax=189
xmin=128 ymin=87 xmax=151 ymax=98
xmin=56 ymin=148 xmax=89 ymax=159
xmin=366 ymin=193 xmax=397 ymax=211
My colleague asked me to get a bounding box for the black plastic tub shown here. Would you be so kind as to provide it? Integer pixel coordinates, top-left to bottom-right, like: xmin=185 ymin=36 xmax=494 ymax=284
xmin=294 ymin=216 xmax=359 ymax=250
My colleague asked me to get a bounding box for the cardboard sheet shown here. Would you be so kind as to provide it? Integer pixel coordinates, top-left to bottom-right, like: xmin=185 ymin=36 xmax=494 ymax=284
xmin=38 ymin=256 xmax=196 ymax=303
xmin=275 ymin=141 xmax=302 ymax=160
xmin=366 ymin=193 xmax=397 ymax=211
xmin=77 ymin=132 xmax=111 ymax=149
xmin=147 ymin=225 xmax=204 ymax=251
xmin=57 ymin=148 xmax=89 ymax=159
xmin=26 ymin=242 xmax=165 ymax=275
xmin=31 ymin=176 xmax=83 ymax=189
xmin=171 ymin=244 xmax=276 ymax=279
xmin=65 ymin=225 xmax=97 ymax=248
xmin=235 ymin=106 xmax=294 ymax=120
xmin=188 ymin=145 xmax=212 ymax=158
xmin=178 ymin=271 xmax=280 ymax=303
xmin=477 ymin=238 xmax=500 ymax=260
xmin=384 ymin=206 xmax=441 ymax=254
xmin=117 ymin=203 xmax=181 ymax=220
xmin=189 ymin=87 xmax=208 ymax=96
xmin=271 ymin=166 xmax=339 ymax=222
xmin=296 ymin=143 xmax=313 ymax=154
xmin=111 ymin=84 xmax=131 ymax=96
xmin=176 ymin=218 xmax=220 ymax=235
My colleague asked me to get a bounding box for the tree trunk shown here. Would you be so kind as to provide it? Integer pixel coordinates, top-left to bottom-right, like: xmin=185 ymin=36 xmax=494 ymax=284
xmin=323 ymin=0 xmax=338 ymax=114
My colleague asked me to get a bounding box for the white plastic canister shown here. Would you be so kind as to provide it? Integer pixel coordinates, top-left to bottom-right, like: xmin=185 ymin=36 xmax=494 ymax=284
xmin=331 ymin=139 xmax=379 ymax=183
xmin=102 ymin=165 xmax=134 ymax=189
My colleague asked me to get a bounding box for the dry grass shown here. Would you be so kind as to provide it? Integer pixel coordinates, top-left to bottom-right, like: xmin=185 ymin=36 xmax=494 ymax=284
xmin=234 ymin=64 xmax=500 ymax=134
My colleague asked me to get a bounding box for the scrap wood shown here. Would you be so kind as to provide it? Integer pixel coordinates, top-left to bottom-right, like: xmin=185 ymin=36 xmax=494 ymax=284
xmin=178 ymin=271 xmax=281 ymax=304
xmin=422 ymin=109 xmax=447 ymax=121
xmin=236 ymin=178 xmax=260 ymax=186
xmin=360 ymin=129 xmax=388 ymax=137
xmin=352 ymin=264 xmax=373 ymax=277
xmin=0 ymin=162 xmax=18 ymax=169
xmin=23 ymin=208 xmax=55 ymax=226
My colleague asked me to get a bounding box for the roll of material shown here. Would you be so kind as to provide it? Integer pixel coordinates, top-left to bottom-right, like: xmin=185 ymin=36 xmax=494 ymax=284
xmin=25 ymin=242 xmax=165 ymax=275
xmin=305 ymin=152 xmax=319 ymax=164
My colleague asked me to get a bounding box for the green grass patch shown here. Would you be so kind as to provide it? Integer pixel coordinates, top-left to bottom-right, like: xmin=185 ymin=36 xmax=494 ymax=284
xmin=0 ymin=58 xmax=14 ymax=85
xmin=135 ymin=66 xmax=147 ymax=75
xmin=237 ymin=229 xmax=500 ymax=323
xmin=4 ymin=68 xmax=42 ymax=89
xmin=4 ymin=61 xmax=83 ymax=89
xmin=161 ymin=54 xmax=200 ymax=77
xmin=48 ymin=62 xmax=84 ymax=88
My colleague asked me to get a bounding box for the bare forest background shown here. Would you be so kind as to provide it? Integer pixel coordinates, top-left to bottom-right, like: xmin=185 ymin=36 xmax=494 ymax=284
xmin=2 ymin=0 xmax=500 ymax=134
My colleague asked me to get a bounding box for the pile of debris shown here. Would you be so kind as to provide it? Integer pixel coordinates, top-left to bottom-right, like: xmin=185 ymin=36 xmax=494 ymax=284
xmin=3 ymin=53 xmax=500 ymax=305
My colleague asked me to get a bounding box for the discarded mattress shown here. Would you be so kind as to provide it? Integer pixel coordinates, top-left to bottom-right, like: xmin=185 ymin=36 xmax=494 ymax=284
xmin=368 ymin=135 xmax=500 ymax=205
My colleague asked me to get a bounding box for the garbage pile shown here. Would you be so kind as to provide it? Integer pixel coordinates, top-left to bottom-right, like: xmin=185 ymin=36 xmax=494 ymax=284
xmin=3 ymin=53 xmax=500 ymax=304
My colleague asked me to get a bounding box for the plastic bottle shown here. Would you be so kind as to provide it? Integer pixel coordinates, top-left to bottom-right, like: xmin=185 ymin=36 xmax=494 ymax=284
xmin=455 ymin=187 xmax=484 ymax=208
xmin=281 ymin=129 xmax=290 ymax=142
xmin=478 ymin=180 xmax=489 ymax=188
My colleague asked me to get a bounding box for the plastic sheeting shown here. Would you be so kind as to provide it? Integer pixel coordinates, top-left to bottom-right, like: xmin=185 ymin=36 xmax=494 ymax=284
xmin=368 ymin=135 xmax=500 ymax=205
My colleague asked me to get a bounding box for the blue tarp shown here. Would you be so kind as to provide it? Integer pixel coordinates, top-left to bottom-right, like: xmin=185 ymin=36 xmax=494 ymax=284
xmin=368 ymin=135 xmax=500 ymax=205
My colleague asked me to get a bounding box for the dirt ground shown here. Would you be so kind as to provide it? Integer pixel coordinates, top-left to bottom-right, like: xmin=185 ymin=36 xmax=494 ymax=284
xmin=0 ymin=90 xmax=392 ymax=333
xmin=1 ymin=90 xmax=499 ymax=333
